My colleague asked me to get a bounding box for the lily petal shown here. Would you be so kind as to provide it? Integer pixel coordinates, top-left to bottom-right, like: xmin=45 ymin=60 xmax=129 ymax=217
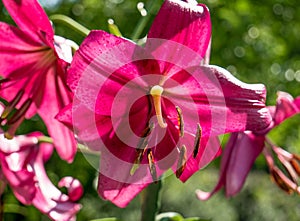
xmin=176 ymin=134 xmax=221 ymax=182
xmin=273 ymin=92 xmax=300 ymax=126
xmin=2 ymin=0 xmax=54 ymax=45
xmin=148 ymin=0 xmax=211 ymax=58
xmin=196 ymin=132 xmax=265 ymax=200
xmin=38 ymin=68 xmax=77 ymax=163
xmin=166 ymin=65 xmax=272 ymax=136
xmin=68 ymin=30 xmax=141 ymax=94
xmin=98 ymin=174 xmax=149 ymax=208
xmin=0 ymin=22 xmax=48 ymax=77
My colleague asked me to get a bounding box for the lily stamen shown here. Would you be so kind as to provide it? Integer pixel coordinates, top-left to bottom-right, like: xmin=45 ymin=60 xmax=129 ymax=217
xmin=291 ymin=158 xmax=300 ymax=176
xmin=176 ymin=145 xmax=187 ymax=178
xmin=7 ymin=99 xmax=32 ymax=125
xmin=147 ymin=149 xmax=158 ymax=182
xmin=150 ymin=85 xmax=167 ymax=128
xmin=4 ymin=99 xmax=32 ymax=139
xmin=193 ymin=123 xmax=202 ymax=158
xmin=175 ymin=106 xmax=184 ymax=137
xmin=137 ymin=122 xmax=154 ymax=150
xmin=270 ymin=167 xmax=299 ymax=195
xmin=130 ymin=149 xmax=145 ymax=176
xmin=130 ymin=123 xmax=155 ymax=176
xmin=1 ymin=90 xmax=24 ymax=119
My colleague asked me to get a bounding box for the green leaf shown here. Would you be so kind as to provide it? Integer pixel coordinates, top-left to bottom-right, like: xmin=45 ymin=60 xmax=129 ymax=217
xmin=155 ymin=212 xmax=184 ymax=221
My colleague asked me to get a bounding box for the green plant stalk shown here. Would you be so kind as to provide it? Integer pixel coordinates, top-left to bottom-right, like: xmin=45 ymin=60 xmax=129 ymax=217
xmin=50 ymin=14 xmax=90 ymax=36
xmin=37 ymin=136 xmax=100 ymax=156
xmin=140 ymin=180 xmax=162 ymax=221
xmin=131 ymin=0 xmax=158 ymax=40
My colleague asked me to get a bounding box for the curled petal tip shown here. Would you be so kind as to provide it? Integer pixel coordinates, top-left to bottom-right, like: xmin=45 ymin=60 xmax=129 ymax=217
xmin=58 ymin=176 xmax=83 ymax=202
xmin=195 ymin=189 xmax=213 ymax=201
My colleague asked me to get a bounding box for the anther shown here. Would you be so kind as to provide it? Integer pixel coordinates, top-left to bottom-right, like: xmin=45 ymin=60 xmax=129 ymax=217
xmin=1 ymin=90 xmax=24 ymax=119
xmin=176 ymin=145 xmax=187 ymax=178
xmin=150 ymin=85 xmax=167 ymax=128
xmin=147 ymin=149 xmax=158 ymax=182
xmin=175 ymin=106 xmax=184 ymax=137
xmin=7 ymin=99 xmax=32 ymax=125
xmin=131 ymin=123 xmax=155 ymax=176
xmin=137 ymin=122 xmax=154 ymax=150
xmin=4 ymin=99 xmax=32 ymax=139
xmin=270 ymin=167 xmax=295 ymax=194
xmin=130 ymin=149 xmax=144 ymax=175
xmin=0 ymin=78 xmax=11 ymax=86
xmin=193 ymin=123 xmax=202 ymax=158
xmin=290 ymin=158 xmax=300 ymax=176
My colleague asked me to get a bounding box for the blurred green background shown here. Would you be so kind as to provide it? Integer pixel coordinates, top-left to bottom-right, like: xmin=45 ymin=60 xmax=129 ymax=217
xmin=0 ymin=0 xmax=300 ymax=220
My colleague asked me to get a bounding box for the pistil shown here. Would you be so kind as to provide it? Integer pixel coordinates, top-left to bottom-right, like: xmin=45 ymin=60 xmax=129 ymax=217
xmin=150 ymin=85 xmax=167 ymax=128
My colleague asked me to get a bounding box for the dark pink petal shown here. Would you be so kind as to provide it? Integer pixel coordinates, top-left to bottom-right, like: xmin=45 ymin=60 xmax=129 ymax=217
xmin=58 ymin=176 xmax=83 ymax=202
xmin=166 ymin=65 xmax=272 ymax=136
xmin=98 ymin=174 xmax=149 ymax=208
xmin=67 ymin=30 xmax=141 ymax=93
xmin=37 ymin=68 xmax=77 ymax=163
xmin=224 ymin=132 xmax=265 ymax=196
xmin=196 ymin=132 xmax=265 ymax=200
xmin=2 ymin=0 xmax=54 ymax=46
xmin=96 ymin=111 xmax=178 ymax=207
xmin=0 ymin=22 xmax=48 ymax=77
xmin=178 ymin=135 xmax=221 ymax=182
xmin=56 ymin=103 xmax=74 ymax=129
xmin=148 ymin=0 xmax=211 ymax=58
xmin=97 ymin=143 xmax=153 ymax=208
xmin=273 ymin=92 xmax=300 ymax=126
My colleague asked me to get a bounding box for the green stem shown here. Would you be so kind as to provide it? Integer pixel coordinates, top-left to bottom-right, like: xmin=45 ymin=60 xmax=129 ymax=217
xmin=0 ymin=194 xmax=3 ymax=221
xmin=50 ymin=14 xmax=90 ymax=36
xmin=38 ymin=136 xmax=53 ymax=144
xmin=140 ymin=180 xmax=162 ymax=221
xmin=37 ymin=136 xmax=100 ymax=155
xmin=131 ymin=0 xmax=158 ymax=40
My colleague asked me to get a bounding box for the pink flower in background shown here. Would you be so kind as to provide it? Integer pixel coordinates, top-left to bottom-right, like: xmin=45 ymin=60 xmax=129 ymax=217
xmin=197 ymin=92 xmax=300 ymax=200
xmin=57 ymin=0 xmax=273 ymax=207
xmin=0 ymin=0 xmax=76 ymax=162
xmin=0 ymin=132 xmax=83 ymax=221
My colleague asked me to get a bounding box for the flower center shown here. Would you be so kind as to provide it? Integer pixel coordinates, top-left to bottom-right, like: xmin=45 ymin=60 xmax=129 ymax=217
xmin=149 ymin=85 xmax=167 ymax=128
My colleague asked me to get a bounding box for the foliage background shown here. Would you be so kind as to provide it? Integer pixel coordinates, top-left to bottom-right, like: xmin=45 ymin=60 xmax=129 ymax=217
xmin=0 ymin=0 xmax=299 ymax=220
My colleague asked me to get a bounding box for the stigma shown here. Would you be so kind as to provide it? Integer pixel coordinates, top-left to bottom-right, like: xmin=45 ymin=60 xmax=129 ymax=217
xmin=150 ymin=85 xmax=167 ymax=128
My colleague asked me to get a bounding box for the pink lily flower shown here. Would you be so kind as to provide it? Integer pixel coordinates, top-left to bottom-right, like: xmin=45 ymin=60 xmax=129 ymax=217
xmin=0 ymin=132 xmax=83 ymax=221
xmin=0 ymin=0 xmax=76 ymax=162
xmin=197 ymin=92 xmax=300 ymax=200
xmin=58 ymin=0 xmax=272 ymax=207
